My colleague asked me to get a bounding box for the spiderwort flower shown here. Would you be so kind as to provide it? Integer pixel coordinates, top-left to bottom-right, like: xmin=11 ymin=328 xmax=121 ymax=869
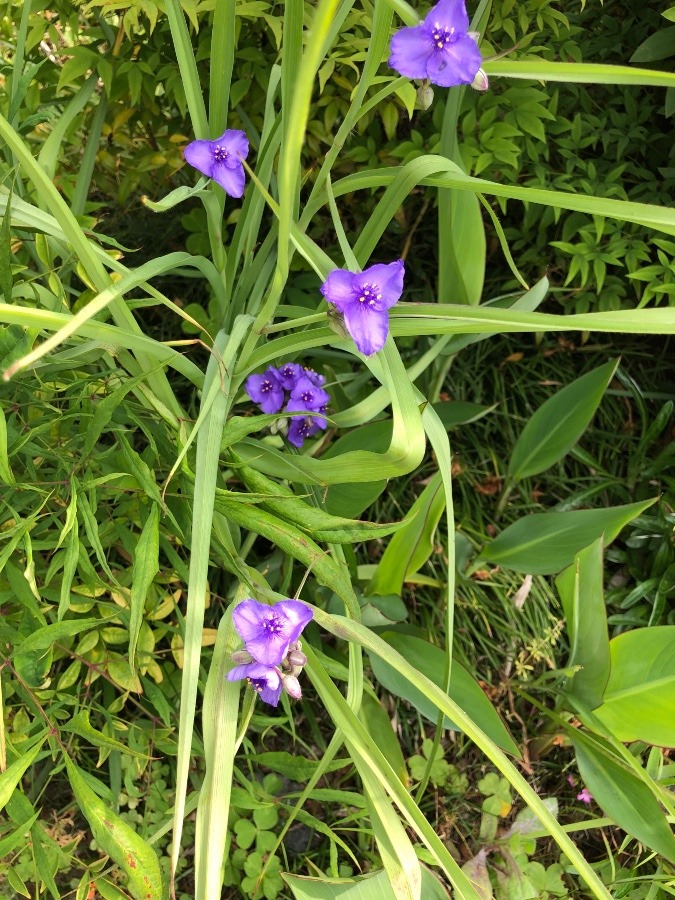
xmin=227 ymin=661 xmax=283 ymax=706
xmin=577 ymin=788 xmax=593 ymax=805
xmin=286 ymin=376 xmax=331 ymax=419
xmin=232 ymin=598 xmax=313 ymax=667
xmin=388 ymin=0 xmax=482 ymax=88
xmin=274 ymin=362 xmax=305 ymax=391
xmin=320 ymin=260 xmax=405 ymax=356
xmin=245 ymin=368 xmax=285 ymax=414
xmin=183 ymin=129 xmax=249 ymax=198
xmin=287 ymin=416 xmax=321 ymax=448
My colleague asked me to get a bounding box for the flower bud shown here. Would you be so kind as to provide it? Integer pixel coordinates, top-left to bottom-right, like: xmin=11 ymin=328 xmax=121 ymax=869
xmin=470 ymin=68 xmax=489 ymax=92
xmin=282 ymin=674 xmax=302 ymax=700
xmin=230 ymin=650 xmax=253 ymax=665
xmin=416 ymin=83 xmax=434 ymax=111
xmin=326 ymin=309 xmax=350 ymax=341
xmin=287 ymin=648 xmax=307 ymax=669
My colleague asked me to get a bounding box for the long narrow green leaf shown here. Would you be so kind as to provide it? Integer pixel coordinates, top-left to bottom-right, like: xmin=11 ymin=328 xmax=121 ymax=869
xmin=0 ymin=302 xmax=204 ymax=387
xmin=195 ymin=602 xmax=241 ymax=899
xmin=317 ymin=157 xmax=675 ymax=236
xmin=310 ymin=614 xmax=611 ymax=899
xmin=38 ymin=74 xmax=97 ymax=179
xmin=305 ymin=647 xmax=482 ymax=899
xmin=171 ymin=320 xmax=248 ymax=887
xmin=484 ymin=59 xmax=675 ymax=88
xmin=556 ymin=539 xmax=611 ymax=710
xmin=129 ymin=503 xmax=160 ymax=671
xmin=209 ymin=0 xmax=236 ymax=135
xmin=164 ymin=0 xmax=208 ymax=137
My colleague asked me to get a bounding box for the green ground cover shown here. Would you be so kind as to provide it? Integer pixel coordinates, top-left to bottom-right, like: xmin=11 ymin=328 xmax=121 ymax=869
xmin=1 ymin=1 xmax=674 ymax=898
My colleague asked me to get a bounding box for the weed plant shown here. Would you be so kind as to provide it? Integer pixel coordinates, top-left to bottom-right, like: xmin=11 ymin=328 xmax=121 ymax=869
xmin=1 ymin=1 xmax=675 ymax=899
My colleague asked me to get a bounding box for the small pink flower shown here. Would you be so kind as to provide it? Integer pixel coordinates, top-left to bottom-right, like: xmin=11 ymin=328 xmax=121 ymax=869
xmin=577 ymin=788 xmax=592 ymax=805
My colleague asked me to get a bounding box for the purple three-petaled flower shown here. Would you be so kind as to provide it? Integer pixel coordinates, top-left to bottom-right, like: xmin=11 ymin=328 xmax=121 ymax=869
xmin=320 ymin=260 xmax=405 ymax=356
xmin=183 ymin=129 xmax=249 ymax=198
xmin=227 ymin=661 xmax=283 ymax=706
xmin=233 ymin=598 xmax=313 ymax=666
xmin=287 ymin=416 xmax=322 ymax=448
xmin=286 ymin=376 xmax=330 ymax=418
xmin=245 ymin=368 xmax=285 ymax=414
xmin=388 ymin=0 xmax=482 ymax=88
xmin=274 ymin=362 xmax=305 ymax=391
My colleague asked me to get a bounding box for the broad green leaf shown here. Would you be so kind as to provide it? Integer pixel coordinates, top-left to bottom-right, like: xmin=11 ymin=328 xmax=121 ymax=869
xmin=64 ymin=756 xmax=164 ymax=900
xmin=556 ymin=538 xmax=610 ymax=709
xmin=369 ymin=633 xmax=518 ymax=756
xmin=0 ymin=739 xmax=44 ymax=812
xmin=14 ymin=617 xmax=104 ymax=654
xmin=366 ymin=472 xmax=445 ymax=597
xmin=593 ymin=627 xmax=675 ymax=746
xmin=322 ymin=421 xmax=391 ymax=516
xmin=573 ymin=734 xmax=675 ymax=864
xmin=508 ymin=360 xmax=619 ymax=482
xmin=631 ymin=27 xmax=675 ymax=63
xmin=475 ymin=498 xmax=656 ymax=574
xmin=129 ymin=504 xmax=160 ymax=670
xmin=439 ymin=187 xmax=485 ymax=307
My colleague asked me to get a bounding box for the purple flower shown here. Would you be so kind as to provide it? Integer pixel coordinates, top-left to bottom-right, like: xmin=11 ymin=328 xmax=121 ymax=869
xmin=227 ymin=661 xmax=283 ymax=706
xmin=183 ymin=129 xmax=249 ymax=198
xmin=577 ymin=788 xmax=593 ymax=805
xmin=274 ymin=362 xmax=305 ymax=391
xmin=303 ymin=368 xmax=326 ymax=388
xmin=287 ymin=416 xmax=321 ymax=448
xmin=245 ymin=368 xmax=284 ymax=414
xmin=320 ymin=260 xmax=405 ymax=356
xmin=388 ymin=0 xmax=482 ymax=88
xmin=233 ymin=598 xmax=313 ymax=666
xmin=285 ymin=376 xmax=330 ymax=416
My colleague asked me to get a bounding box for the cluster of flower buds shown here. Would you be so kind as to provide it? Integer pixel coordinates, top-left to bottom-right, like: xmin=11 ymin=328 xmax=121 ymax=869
xmin=244 ymin=363 xmax=329 ymax=448
xmin=227 ymin=599 xmax=313 ymax=706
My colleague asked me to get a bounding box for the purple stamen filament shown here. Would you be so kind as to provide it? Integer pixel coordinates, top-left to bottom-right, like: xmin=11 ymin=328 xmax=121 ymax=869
xmin=431 ymin=23 xmax=456 ymax=48
xmin=357 ymin=282 xmax=382 ymax=306
xmin=213 ymin=145 xmax=229 ymax=161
